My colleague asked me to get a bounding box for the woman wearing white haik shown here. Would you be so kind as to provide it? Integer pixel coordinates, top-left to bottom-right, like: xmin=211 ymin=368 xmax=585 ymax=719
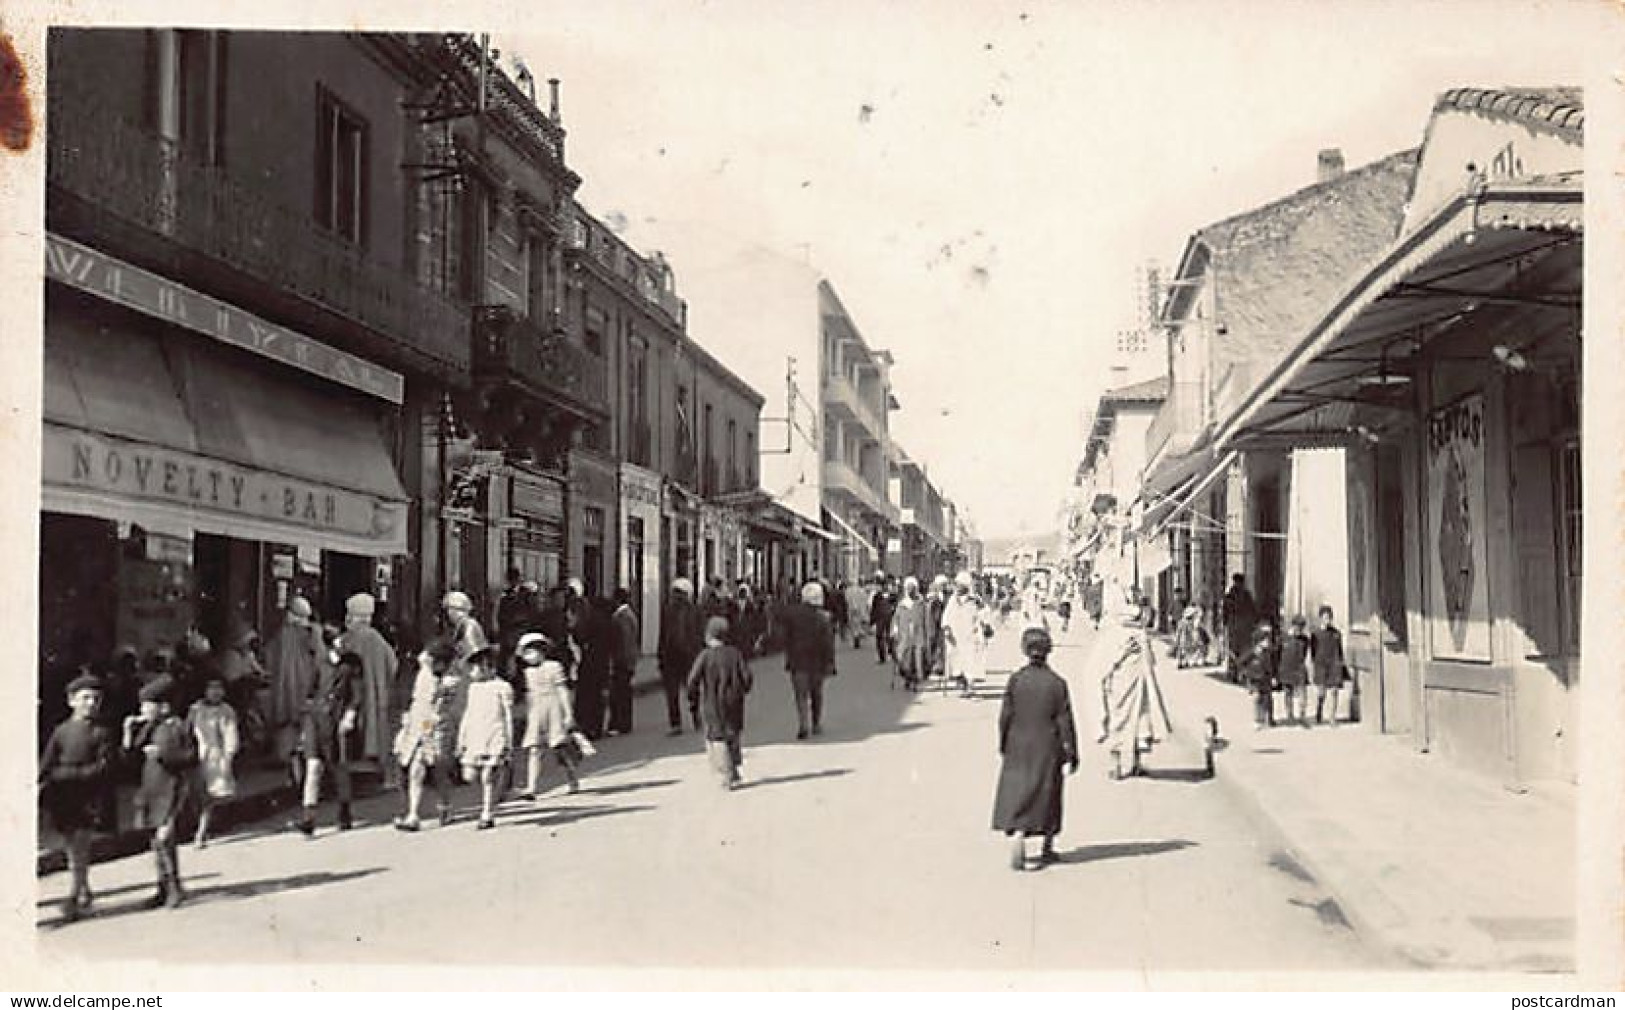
xmin=941 ymin=571 xmax=987 ymax=697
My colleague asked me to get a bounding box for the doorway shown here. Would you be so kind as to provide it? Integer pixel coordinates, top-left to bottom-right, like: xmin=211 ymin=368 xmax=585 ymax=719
xmin=1374 ymin=444 xmax=1412 ymax=734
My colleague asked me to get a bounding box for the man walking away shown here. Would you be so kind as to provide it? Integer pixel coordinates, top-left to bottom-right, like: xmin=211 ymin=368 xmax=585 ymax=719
xmin=782 ymin=581 xmax=837 ymax=739
xmin=607 ymin=588 xmax=640 ymax=736
xmin=658 ymin=579 xmax=703 ymax=736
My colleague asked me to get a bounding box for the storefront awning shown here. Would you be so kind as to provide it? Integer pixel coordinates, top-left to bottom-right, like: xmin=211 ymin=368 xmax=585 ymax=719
xmin=822 ymin=508 xmax=878 ymax=556
xmin=44 ymin=311 xmax=409 ymax=556
xmin=799 ymin=520 xmax=843 ymax=543
xmin=1151 ymin=450 xmax=1238 ymax=539
xmin=1216 ymin=178 xmax=1582 ymax=451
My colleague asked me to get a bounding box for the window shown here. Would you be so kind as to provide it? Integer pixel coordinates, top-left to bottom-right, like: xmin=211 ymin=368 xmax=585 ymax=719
xmin=525 ymin=232 xmax=552 ymax=323
xmin=727 ymin=418 xmax=738 ymax=488
xmin=745 ymin=430 xmax=755 ymax=486
xmin=453 ymin=176 xmax=489 ymax=301
xmin=315 ymin=87 xmax=368 ymax=245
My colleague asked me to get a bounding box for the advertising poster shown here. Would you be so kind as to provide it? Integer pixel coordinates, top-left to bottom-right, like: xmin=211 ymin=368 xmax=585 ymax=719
xmin=1426 ymin=393 xmax=1492 ymax=661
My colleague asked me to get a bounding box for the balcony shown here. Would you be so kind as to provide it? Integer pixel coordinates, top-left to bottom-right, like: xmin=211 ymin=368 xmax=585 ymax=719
xmin=1146 ymin=380 xmax=1204 ymax=469
xmin=46 ymin=75 xmax=470 ymax=377
xmin=473 ymin=305 xmax=609 ymax=422
xmin=822 ymin=372 xmax=888 ymax=442
xmin=824 ymin=457 xmax=897 ymax=524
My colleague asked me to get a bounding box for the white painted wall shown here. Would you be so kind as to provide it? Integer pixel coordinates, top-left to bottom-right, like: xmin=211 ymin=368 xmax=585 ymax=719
xmin=1407 ymin=109 xmax=1582 ymax=232
xmin=1284 ymin=447 xmax=1350 ymax=625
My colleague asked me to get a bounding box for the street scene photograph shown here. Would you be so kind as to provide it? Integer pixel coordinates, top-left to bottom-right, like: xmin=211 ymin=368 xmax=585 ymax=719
xmin=10 ymin=0 xmax=1623 ymax=992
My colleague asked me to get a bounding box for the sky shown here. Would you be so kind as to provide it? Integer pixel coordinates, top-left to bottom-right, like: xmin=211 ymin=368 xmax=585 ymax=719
xmin=497 ymin=0 xmax=1600 ymax=539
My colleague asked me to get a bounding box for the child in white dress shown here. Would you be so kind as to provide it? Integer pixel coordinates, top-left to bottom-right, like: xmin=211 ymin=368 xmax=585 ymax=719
xmin=518 ymin=632 xmax=583 ymax=799
xmin=188 ymin=675 xmax=240 ymax=848
xmin=457 ymin=645 xmax=514 ymax=829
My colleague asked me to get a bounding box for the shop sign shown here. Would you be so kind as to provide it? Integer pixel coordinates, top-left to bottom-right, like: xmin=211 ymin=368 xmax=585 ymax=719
xmin=46 ymin=424 xmax=406 ymax=547
xmin=1426 ymin=393 xmax=1491 ymax=661
xmin=512 ymin=476 xmax=565 ymax=520
xmin=46 ymin=233 xmax=404 ymax=404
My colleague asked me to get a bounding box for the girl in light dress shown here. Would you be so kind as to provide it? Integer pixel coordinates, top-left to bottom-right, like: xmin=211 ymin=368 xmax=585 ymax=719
xmin=393 ymin=640 xmax=460 ymax=831
xmin=457 ymin=645 xmax=514 ymax=830
xmin=518 ymin=632 xmax=588 ymax=799
xmin=188 ymin=674 xmax=240 ymax=849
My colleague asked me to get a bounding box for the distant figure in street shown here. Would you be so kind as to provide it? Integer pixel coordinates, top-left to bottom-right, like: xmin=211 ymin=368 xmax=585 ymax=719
xmin=517 ymin=632 xmax=581 ymax=799
xmin=607 ymin=589 xmax=640 ymax=736
xmin=890 ymin=576 xmax=930 ymax=690
xmin=572 ymin=596 xmax=613 ymax=740
xmin=1221 ymin=574 xmax=1259 ymax=682
xmin=992 ymin=626 xmax=1079 ymax=871
xmin=926 ymin=575 xmax=950 ymax=682
xmin=1098 ymin=602 xmax=1173 ymax=779
xmin=845 ymin=579 xmax=873 ymax=649
xmin=686 ymin=616 xmax=754 ymax=789
xmin=1277 ymin=616 xmax=1311 ymax=727
xmin=830 ymin=580 xmax=851 ymax=644
xmin=40 ymin=674 xmax=116 ymax=923
xmin=869 ymin=578 xmax=898 ymax=664
xmin=1309 ymin=605 xmax=1348 ymax=725
xmin=781 ymin=581 xmax=837 ymax=739
xmin=392 ymin=640 xmax=459 ymax=831
xmin=658 ymin=579 xmax=704 ymax=736
xmin=458 ymin=645 xmax=514 ymax=830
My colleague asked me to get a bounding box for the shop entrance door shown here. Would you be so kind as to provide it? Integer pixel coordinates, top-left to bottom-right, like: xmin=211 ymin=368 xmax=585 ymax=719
xmin=1374 ymin=444 xmax=1412 ymax=734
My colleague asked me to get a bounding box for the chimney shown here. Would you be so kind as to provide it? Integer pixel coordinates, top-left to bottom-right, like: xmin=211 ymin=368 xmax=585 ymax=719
xmin=1317 ymin=148 xmax=1345 ymax=184
xmin=548 ymin=78 xmax=561 ymax=122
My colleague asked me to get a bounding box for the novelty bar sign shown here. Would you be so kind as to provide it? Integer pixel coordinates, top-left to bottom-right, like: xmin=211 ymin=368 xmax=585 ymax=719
xmin=45 ymin=233 xmax=405 ymax=404
xmin=44 ymin=423 xmax=407 ymax=551
xmin=1426 ymin=393 xmax=1492 ymax=662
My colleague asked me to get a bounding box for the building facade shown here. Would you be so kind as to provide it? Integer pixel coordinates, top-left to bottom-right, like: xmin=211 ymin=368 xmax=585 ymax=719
xmin=1217 ymin=89 xmax=1583 ymax=784
xmin=41 ymin=30 xmax=480 ymax=732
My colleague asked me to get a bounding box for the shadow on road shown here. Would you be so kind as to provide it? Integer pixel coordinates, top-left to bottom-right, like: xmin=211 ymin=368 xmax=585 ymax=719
xmin=36 ymin=872 xmax=224 ymax=908
xmin=1135 ymin=766 xmax=1214 ymax=784
xmin=1045 ymin=839 xmax=1196 ymax=866
xmin=740 ymin=768 xmax=853 ymax=790
xmin=571 ymin=778 xmax=680 ymax=798
xmin=38 ymin=867 xmax=388 ymax=929
xmin=504 ymin=803 xmax=655 ymax=831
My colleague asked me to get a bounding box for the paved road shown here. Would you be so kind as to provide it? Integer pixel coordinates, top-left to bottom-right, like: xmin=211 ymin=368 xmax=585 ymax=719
xmin=36 ymin=622 xmax=1384 ymax=975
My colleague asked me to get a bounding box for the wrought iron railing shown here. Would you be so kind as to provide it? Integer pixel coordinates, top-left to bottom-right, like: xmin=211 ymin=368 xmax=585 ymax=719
xmin=46 ymin=75 xmax=471 ymax=372
xmin=473 ymin=304 xmax=609 ymax=415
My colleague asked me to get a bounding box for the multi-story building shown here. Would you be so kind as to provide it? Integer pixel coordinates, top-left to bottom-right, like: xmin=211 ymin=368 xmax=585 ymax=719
xmin=564 ymin=203 xmax=767 ymax=646
xmin=404 ymin=35 xmax=610 ymax=624
xmin=892 ymin=446 xmax=953 ymax=581
xmin=41 ymin=29 xmax=480 ymax=721
xmin=818 ymin=283 xmax=899 ymax=582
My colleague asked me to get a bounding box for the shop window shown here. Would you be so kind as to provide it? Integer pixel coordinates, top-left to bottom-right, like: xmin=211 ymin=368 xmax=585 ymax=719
xmin=314 ymin=86 xmax=368 ymax=246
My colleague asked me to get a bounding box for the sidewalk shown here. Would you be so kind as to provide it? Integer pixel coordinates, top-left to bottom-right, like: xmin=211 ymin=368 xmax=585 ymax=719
xmin=37 ymin=658 xmax=681 ymax=877
xmin=1136 ymin=633 xmax=1575 ymax=973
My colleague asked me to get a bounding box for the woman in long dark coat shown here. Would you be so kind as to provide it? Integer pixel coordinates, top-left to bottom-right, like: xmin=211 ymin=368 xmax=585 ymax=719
xmin=992 ymin=626 xmax=1079 ymax=871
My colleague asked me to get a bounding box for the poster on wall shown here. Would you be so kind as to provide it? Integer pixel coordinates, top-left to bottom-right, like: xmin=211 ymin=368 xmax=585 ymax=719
xmin=1426 ymin=393 xmax=1492 ymax=661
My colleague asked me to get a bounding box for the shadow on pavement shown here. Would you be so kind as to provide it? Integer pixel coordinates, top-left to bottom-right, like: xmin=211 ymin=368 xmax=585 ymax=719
xmin=1046 ymin=839 xmax=1196 ymax=866
xmin=739 ymin=768 xmax=853 ymax=790
xmin=571 ymin=777 xmax=680 ymax=798
xmin=1135 ymin=766 xmax=1214 ymax=784
xmin=38 ymin=867 xmax=387 ymax=929
xmin=504 ymin=803 xmax=655 ymax=831
xmin=36 ymin=871 xmax=223 ymax=908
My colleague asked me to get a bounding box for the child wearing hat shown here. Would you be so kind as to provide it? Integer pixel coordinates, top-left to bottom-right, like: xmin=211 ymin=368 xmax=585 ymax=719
xmin=292 ymin=651 xmax=362 ymax=837
xmin=123 ymin=675 xmax=199 ymax=909
xmin=457 ymin=644 xmax=514 ymax=829
xmin=39 ymin=674 xmax=117 ymax=922
xmin=686 ymin=616 xmax=754 ymax=789
xmin=517 ymin=631 xmax=580 ymax=800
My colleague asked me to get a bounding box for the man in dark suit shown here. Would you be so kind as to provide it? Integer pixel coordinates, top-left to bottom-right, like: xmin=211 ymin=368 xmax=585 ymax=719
xmin=658 ymin=578 xmax=703 ymax=736
xmin=607 ymin=588 xmax=640 ymax=736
